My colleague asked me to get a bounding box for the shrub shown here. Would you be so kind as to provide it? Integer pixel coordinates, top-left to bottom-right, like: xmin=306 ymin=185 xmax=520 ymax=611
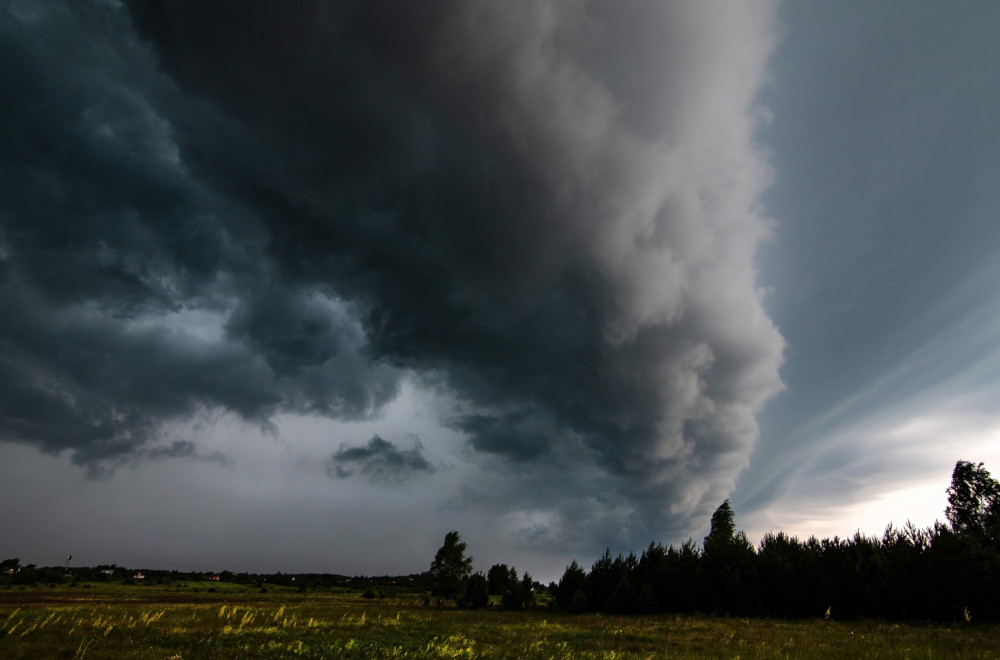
xmin=463 ymin=573 xmax=490 ymax=608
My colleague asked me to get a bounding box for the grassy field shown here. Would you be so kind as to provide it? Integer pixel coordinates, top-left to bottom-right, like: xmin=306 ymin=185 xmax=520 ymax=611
xmin=1 ymin=583 xmax=998 ymax=659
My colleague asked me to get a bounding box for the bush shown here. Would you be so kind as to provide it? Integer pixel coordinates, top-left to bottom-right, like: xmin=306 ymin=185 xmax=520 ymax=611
xmin=463 ymin=573 xmax=490 ymax=608
xmin=501 ymin=580 xmax=534 ymax=610
xmin=12 ymin=567 xmax=37 ymax=586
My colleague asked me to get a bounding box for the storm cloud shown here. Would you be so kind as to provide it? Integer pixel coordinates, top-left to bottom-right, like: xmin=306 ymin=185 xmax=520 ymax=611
xmin=1 ymin=0 xmax=783 ymax=548
xmin=328 ymin=434 xmax=435 ymax=482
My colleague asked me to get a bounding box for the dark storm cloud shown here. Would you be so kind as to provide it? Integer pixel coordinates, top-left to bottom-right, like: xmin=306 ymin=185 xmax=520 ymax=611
xmin=456 ymin=411 xmax=553 ymax=463
xmin=1 ymin=0 xmax=783 ymax=541
xmin=0 ymin=0 xmax=401 ymax=466
xmin=327 ymin=434 xmax=435 ymax=482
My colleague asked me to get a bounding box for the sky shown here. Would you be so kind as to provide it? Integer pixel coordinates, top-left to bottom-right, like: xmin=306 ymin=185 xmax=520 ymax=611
xmin=1 ymin=0 xmax=999 ymax=583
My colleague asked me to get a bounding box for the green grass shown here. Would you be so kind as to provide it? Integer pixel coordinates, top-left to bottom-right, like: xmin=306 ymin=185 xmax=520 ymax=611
xmin=1 ymin=583 xmax=997 ymax=659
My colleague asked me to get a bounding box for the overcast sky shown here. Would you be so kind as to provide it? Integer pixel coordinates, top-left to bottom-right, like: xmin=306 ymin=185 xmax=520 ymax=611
xmin=2 ymin=0 xmax=999 ymax=583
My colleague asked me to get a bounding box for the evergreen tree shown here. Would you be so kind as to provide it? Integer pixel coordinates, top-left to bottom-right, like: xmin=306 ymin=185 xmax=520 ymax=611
xmin=703 ymin=499 xmax=736 ymax=557
xmin=487 ymin=563 xmax=511 ymax=595
xmin=555 ymin=560 xmax=587 ymax=609
xmin=702 ymin=499 xmax=755 ymax=614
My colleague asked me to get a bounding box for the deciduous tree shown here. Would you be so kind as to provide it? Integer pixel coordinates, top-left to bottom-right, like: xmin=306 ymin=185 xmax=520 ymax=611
xmin=429 ymin=531 xmax=473 ymax=603
xmin=946 ymin=460 xmax=1000 ymax=544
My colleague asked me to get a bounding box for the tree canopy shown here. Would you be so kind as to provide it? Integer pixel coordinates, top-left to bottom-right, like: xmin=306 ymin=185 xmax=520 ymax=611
xmin=703 ymin=499 xmax=736 ymax=556
xmin=946 ymin=460 xmax=1000 ymax=545
xmin=551 ymin=461 xmax=1000 ymax=621
xmin=429 ymin=531 xmax=473 ymax=602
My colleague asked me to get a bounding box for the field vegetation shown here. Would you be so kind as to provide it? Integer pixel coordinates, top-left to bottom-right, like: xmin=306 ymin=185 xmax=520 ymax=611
xmin=2 ymin=460 xmax=999 ymax=657
xmin=2 ymin=583 xmax=999 ymax=659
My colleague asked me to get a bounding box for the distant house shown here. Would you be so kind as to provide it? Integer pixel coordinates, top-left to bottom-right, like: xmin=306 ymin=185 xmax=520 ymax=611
xmin=101 ymin=569 xmax=114 ymax=576
xmin=207 ymin=574 xmax=220 ymax=581
xmin=133 ymin=572 xmax=145 ymax=580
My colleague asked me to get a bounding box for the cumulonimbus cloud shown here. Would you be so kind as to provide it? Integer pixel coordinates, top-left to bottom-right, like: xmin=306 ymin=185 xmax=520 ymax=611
xmin=0 ymin=0 xmax=783 ymax=545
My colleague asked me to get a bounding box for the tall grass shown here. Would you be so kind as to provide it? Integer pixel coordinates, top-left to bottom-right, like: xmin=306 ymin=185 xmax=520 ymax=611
xmin=1 ymin=584 xmax=998 ymax=658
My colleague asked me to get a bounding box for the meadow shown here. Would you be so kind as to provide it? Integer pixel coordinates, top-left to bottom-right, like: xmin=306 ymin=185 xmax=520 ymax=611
xmin=1 ymin=582 xmax=998 ymax=659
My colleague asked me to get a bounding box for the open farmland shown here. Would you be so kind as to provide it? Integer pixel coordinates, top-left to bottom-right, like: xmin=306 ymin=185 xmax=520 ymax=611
xmin=1 ymin=583 xmax=998 ymax=659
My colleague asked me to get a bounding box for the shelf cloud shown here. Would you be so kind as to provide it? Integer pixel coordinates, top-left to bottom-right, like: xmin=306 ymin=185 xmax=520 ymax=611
xmin=1 ymin=0 xmax=783 ymax=551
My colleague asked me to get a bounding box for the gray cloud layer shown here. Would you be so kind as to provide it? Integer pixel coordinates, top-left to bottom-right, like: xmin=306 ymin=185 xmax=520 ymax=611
xmin=735 ymin=0 xmax=1000 ymax=531
xmin=1 ymin=0 xmax=783 ymax=548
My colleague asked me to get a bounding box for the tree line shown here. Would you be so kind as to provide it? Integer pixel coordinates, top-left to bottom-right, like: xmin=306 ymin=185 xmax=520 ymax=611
xmin=550 ymin=459 xmax=1000 ymax=621
xmin=428 ymin=531 xmax=539 ymax=609
xmin=429 ymin=460 xmax=1000 ymax=622
xmin=5 ymin=459 xmax=997 ymax=622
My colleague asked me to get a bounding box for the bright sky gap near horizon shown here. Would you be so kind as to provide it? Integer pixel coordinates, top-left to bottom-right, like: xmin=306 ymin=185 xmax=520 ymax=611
xmin=2 ymin=1 xmax=999 ymax=583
